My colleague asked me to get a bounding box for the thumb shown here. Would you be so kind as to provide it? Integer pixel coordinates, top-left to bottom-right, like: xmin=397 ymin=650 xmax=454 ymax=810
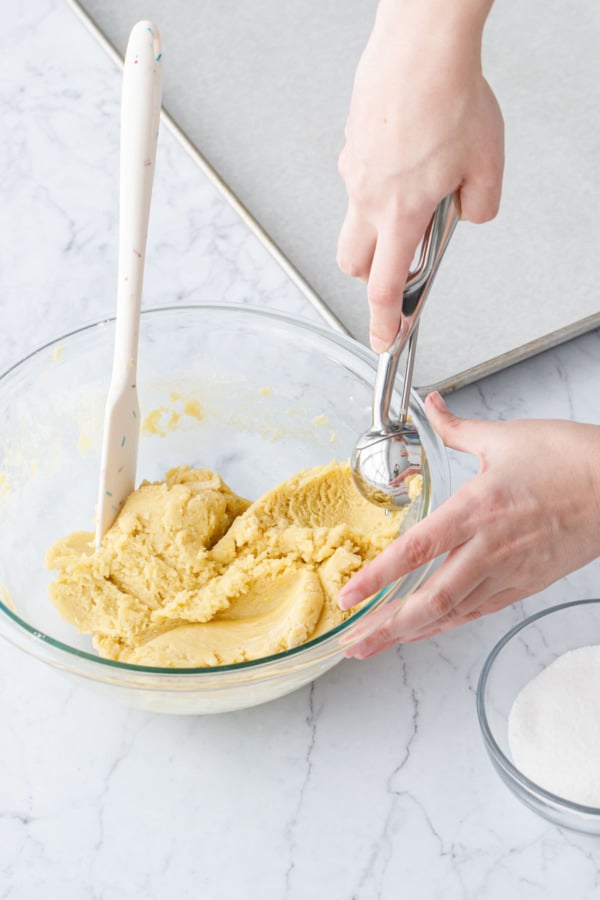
xmin=424 ymin=391 xmax=493 ymax=455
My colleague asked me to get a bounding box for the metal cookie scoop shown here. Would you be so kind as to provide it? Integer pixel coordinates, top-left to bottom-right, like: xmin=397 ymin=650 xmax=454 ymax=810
xmin=351 ymin=194 xmax=460 ymax=508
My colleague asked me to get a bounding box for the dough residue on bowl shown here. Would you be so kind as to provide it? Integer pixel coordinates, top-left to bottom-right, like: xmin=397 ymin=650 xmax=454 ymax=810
xmin=46 ymin=462 xmax=420 ymax=668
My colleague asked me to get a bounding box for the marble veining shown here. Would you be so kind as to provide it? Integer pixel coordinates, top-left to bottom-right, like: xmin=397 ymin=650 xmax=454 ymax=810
xmin=1 ymin=1 xmax=600 ymax=898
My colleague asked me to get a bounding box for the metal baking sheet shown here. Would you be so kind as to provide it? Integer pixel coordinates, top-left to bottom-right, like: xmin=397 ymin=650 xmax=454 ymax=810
xmin=69 ymin=0 xmax=600 ymax=393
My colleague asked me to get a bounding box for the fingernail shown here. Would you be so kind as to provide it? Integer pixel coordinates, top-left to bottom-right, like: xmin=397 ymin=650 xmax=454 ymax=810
xmin=427 ymin=391 xmax=447 ymax=412
xmin=338 ymin=588 xmax=361 ymax=610
xmin=370 ymin=334 xmax=390 ymax=355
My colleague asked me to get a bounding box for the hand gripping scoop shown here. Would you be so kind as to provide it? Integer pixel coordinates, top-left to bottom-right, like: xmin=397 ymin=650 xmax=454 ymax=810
xmin=351 ymin=194 xmax=460 ymax=508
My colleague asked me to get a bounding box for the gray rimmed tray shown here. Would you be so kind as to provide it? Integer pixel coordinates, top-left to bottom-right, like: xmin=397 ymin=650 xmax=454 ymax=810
xmin=68 ymin=0 xmax=600 ymax=393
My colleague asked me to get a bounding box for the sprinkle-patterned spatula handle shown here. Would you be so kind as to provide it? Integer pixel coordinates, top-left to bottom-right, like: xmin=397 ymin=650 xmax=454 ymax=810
xmin=96 ymin=21 xmax=162 ymax=547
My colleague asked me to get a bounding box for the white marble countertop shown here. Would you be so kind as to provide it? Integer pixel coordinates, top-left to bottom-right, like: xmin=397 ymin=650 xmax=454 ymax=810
xmin=1 ymin=2 xmax=600 ymax=897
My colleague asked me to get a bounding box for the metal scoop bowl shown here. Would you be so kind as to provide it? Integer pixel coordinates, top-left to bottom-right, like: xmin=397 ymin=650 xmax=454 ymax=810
xmin=352 ymin=194 xmax=460 ymax=508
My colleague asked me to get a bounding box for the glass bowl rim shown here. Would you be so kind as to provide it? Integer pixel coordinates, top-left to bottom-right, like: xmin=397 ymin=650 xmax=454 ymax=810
xmin=476 ymin=597 xmax=600 ymax=816
xmin=0 ymin=302 xmax=448 ymax=678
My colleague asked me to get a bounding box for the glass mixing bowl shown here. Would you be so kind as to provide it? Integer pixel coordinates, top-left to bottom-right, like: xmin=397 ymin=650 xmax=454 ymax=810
xmin=0 ymin=304 xmax=449 ymax=714
xmin=477 ymin=599 xmax=600 ymax=834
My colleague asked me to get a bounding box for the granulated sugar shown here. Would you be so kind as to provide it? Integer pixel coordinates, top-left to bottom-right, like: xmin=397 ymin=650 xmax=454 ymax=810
xmin=508 ymin=645 xmax=600 ymax=807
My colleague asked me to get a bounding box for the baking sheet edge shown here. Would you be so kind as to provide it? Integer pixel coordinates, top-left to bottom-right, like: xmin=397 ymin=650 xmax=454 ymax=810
xmin=65 ymin=0 xmax=599 ymax=396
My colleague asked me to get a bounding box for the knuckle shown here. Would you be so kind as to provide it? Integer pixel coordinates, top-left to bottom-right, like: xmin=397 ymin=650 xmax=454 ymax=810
xmin=486 ymin=195 xmax=502 ymax=220
xmin=403 ymin=532 xmax=434 ymax=569
xmin=387 ymin=195 xmax=425 ymax=227
xmin=337 ymin=253 xmax=368 ymax=279
xmin=461 ymin=178 xmax=503 ymax=224
xmin=426 ymin=586 xmax=456 ymax=622
xmin=466 ymin=205 xmax=497 ymax=225
xmin=368 ymin=281 xmax=401 ymax=310
xmin=343 ymin=168 xmax=372 ymax=205
xmin=478 ymin=481 xmax=510 ymax=519
xmin=376 ymin=623 xmax=397 ymax=647
xmin=440 ymin=410 xmax=463 ymax=434
xmin=462 ymin=608 xmax=483 ymax=623
xmin=336 ymin=250 xmax=349 ymax=272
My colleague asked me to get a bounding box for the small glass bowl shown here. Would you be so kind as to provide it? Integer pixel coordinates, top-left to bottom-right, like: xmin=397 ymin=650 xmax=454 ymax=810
xmin=0 ymin=304 xmax=449 ymax=715
xmin=477 ymin=599 xmax=600 ymax=834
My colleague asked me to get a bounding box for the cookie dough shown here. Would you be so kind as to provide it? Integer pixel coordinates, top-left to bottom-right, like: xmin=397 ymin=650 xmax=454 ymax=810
xmin=46 ymin=462 xmax=420 ymax=667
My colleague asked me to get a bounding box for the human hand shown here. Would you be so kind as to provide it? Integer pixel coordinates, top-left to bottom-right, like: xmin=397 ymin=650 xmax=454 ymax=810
xmin=337 ymin=0 xmax=504 ymax=352
xmin=339 ymin=392 xmax=600 ymax=657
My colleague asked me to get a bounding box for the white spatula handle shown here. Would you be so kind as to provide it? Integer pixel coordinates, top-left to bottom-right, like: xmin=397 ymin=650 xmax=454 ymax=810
xmin=96 ymin=23 xmax=161 ymax=545
xmin=113 ymin=21 xmax=162 ymax=380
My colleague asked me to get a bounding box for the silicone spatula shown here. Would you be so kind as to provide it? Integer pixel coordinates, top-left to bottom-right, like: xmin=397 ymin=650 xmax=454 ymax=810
xmin=95 ymin=21 xmax=162 ymax=547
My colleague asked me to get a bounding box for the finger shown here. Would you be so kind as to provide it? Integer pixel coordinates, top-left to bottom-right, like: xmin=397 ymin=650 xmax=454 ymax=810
xmin=459 ymin=180 xmax=501 ymax=225
xmin=403 ymin=586 xmax=521 ymax=642
xmin=434 ymin=582 xmax=517 ymax=629
xmin=459 ymin=95 xmax=504 ymax=226
xmin=344 ymin=550 xmax=484 ymax=657
xmin=425 ymin=391 xmax=500 ymax=457
xmin=398 ymin=576 xmax=496 ymax=641
xmin=346 ymin=582 xmax=508 ymax=659
xmin=356 ymin=541 xmax=487 ymax=651
xmin=366 ymin=210 xmax=433 ymax=353
xmin=336 ymin=205 xmax=377 ymax=281
xmin=338 ymin=484 xmax=477 ymax=610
